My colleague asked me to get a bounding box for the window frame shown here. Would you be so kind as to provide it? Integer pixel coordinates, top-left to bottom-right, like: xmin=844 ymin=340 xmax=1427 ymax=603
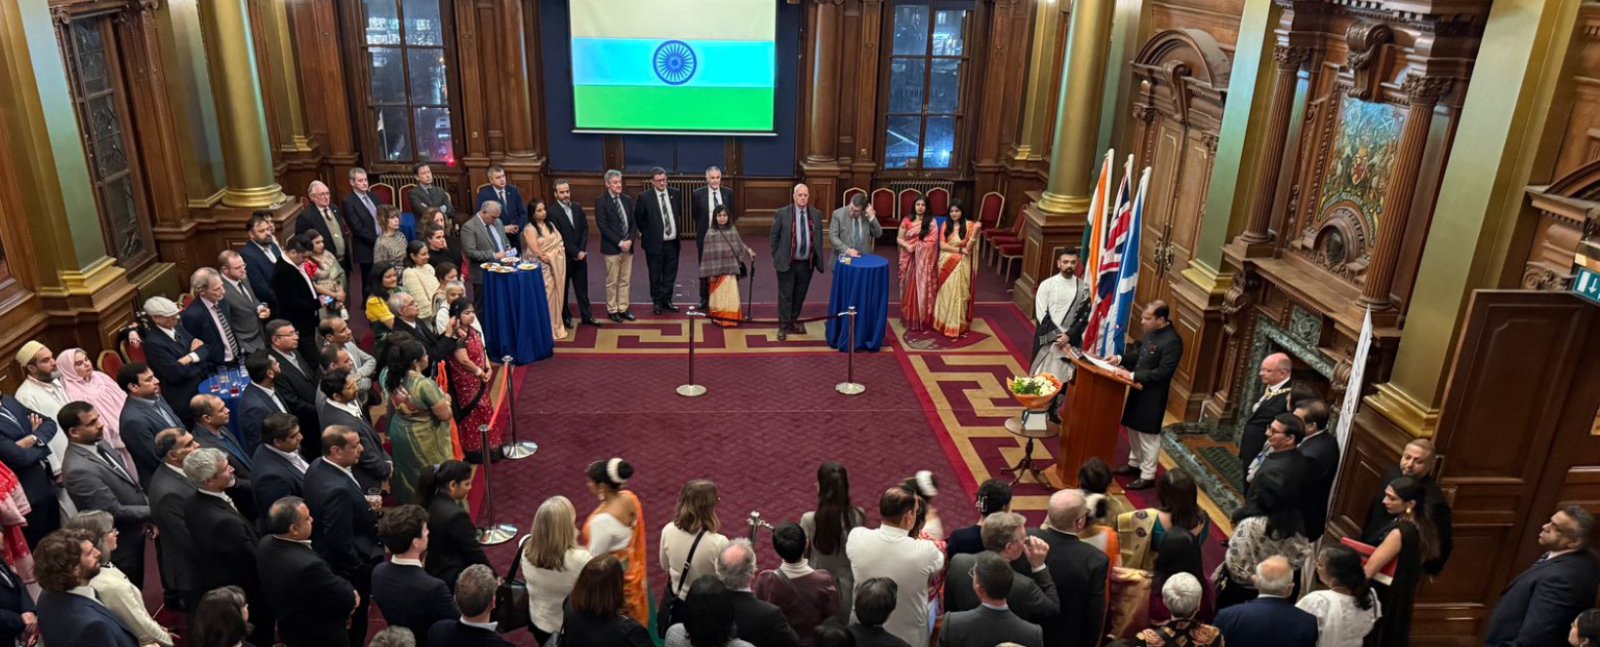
xmin=341 ymin=0 xmax=465 ymax=172
xmin=877 ymin=0 xmax=975 ymax=176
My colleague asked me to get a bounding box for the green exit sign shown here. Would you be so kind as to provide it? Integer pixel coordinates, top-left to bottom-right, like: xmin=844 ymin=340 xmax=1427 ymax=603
xmin=1576 ymin=266 xmax=1600 ymax=305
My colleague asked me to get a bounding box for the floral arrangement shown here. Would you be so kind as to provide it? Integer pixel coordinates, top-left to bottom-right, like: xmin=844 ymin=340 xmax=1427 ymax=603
xmin=1007 ymin=373 xmax=1063 ymax=411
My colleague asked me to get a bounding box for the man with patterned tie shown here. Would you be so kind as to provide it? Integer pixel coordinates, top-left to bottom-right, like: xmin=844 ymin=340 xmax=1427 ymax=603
xmin=476 ymin=165 xmax=527 ymax=237
xmin=596 ymin=169 xmax=639 ymax=322
xmin=1236 ymin=353 xmax=1294 ymax=471
xmin=636 ymin=166 xmax=684 ymax=315
xmin=182 ymin=267 xmax=242 ymax=368
xmin=460 ymin=200 xmax=514 ymax=316
xmin=296 ymin=180 xmax=353 ymax=273
xmin=769 ymin=183 xmax=825 ymax=341
xmin=59 ymin=401 xmax=152 ymax=588
xmin=342 ymin=167 xmax=385 ymax=299
xmin=692 ymin=166 xmax=736 ymax=310
xmin=218 ymin=250 xmax=270 ymax=354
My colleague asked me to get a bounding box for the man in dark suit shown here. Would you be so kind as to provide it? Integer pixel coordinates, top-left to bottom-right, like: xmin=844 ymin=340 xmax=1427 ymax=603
xmin=116 ymin=363 xmax=186 ymax=487
xmin=476 ymin=165 xmax=527 ymax=236
xmin=272 ymin=239 xmax=327 ymax=362
xmin=1027 ymin=489 xmax=1108 ymax=646
xmin=182 ymin=267 xmax=243 ymax=367
xmin=58 ymin=402 xmax=151 ymax=586
xmin=140 ymin=296 xmax=213 ymax=422
xmin=373 ymin=503 xmax=458 ymax=647
xmin=1214 ymin=556 xmax=1317 ymax=647
xmin=1237 ymin=352 xmax=1294 ymax=468
xmin=769 ymin=183 xmax=825 ymax=341
xmin=239 ymin=352 xmax=290 ymax=453
xmin=265 ymin=321 xmax=323 ymax=457
xmin=218 ymin=249 xmax=270 ymax=354
xmin=295 ymin=180 xmax=353 ymax=271
xmin=250 ymin=413 xmax=307 ymax=531
xmin=146 ymin=428 xmax=199 ymax=611
xmin=636 ymin=166 xmax=684 ymax=314
xmin=239 ymin=212 xmax=284 ymax=308
xmin=1247 ymin=414 xmax=1311 ymax=502
xmin=1113 ymin=300 xmax=1184 ymax=489
xmin=1361 ymin=437 xmax=1455 ymax=575
xmin=409 ymin=163 xmax=457 ymax=223
xmin=257 ymin=496 xmax=359 ymax=647
xmin=550 ymin=179 xmax=600 ymax=328
xmin=940 ymin=553 xmax=1043 ymax=647
xmin=183 ymin=446 xmax=275 ymax=645
xmin=343 ymin=167 xmax=385 ymax=299
xmin=320 ymin=369 xmax=392 ymax=492
xmin=848 ymin=578 xmax=912 ymax=647
xmin=190 ymin=394 xmax=255 ymax=519
xmin=33 ymin=530 xmax=139 ymax=647
xmin=427 ymin=564 xmax=514 ymax=646
xmin=1295 ymin=398 xmax=1339 ymax=540
xmin=1486 ymin=506 xmax=1600 ymax=646
xmin=0 ymin=392 xmax=60 ymax=547
xmin=945 ymin=513 xmax=1058 ymax=623
xmin=946 ymin=479 xmax=1011 ymax=558
xmin=306 ymin=426 xmax=383 ymax=645
xmin=595 ymin=169 xmax=639 ymax=322
xmin=716 ymin=540 xmax=801 ymax=647
xmin=691 ymin=166 xmax=735 ymax=310
xmin=0 ymin=553 xmax=34 ymax=646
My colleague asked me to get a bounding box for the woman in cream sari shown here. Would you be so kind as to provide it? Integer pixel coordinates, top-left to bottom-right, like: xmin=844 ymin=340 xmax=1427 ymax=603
xmin=521 ymin=199 xmax=569 ymax=340
xmin=932 ymin=201 xmax=980 ymax=339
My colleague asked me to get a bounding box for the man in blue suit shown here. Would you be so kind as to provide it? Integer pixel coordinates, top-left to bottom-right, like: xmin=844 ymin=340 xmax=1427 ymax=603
xmin=1485 ymin=506 xmax=1600 ymax=647
xmin=239 ymin=352 xmax=290 ymax=453
xmin=34 ymin=529 xmax=139 ymax=647
xmin=1214 ymin=556 xmax=1317 ymax=647
xmin=181 ymin=267 xmax=242 ymax=368
xmin=249 ymin=413 xmax=306 ymax=532
xmin=0 ymin=555 xmax=34 ymax=646
xmin=476 ymin=165 xmax=527 ymax=238
xmin=116 ymin=363 xmax=186 ymax=487
xmin=239 ymin=211 xmax=284 ymax=309
xmin=0 ymin=393 xmax=60 ymax=547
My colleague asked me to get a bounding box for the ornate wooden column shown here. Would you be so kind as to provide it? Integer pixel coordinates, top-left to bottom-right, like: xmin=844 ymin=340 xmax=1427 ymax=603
xmin=1360 ymin=75 xmax=1450 ymax=310
xmin=199 ymin=0 xmax=286 ymax=208
xmin=288 ymin=0 xmax=359 ymax=182
xmin=971 ymin=0 xmax=1030 ymax=197
xmin=1235 ymin=43 xmax=1311 ymax=248
xmin=801 ymin=0 xmax=844 ymax=213
xmin=250 ymin=0 xmax=319 ymax=193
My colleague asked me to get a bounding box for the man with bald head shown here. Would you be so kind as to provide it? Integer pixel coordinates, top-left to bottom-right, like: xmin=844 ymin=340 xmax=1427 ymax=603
xmin=1213 ymin=555 xmax=1317 ymax=646
xmin=296 ymin=180 xmax=352 ymax=271
xmin=1361 ymin=437 xmax=1454 ymax=574
xmin=770 ymin=183 xmax=825 ymax=340
xmin=1027 ymin=488 xmax=1108 ymax=646
xmin=1238 ymin=352 xmax=1294 ymax=467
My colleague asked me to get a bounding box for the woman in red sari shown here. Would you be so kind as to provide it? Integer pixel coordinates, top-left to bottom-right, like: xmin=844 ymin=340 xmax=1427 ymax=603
xmin=932 ymin=201 xmax=981 ymax=339
xmin=898 ymin=195 xmax=939 ymax=331
xmin=443 ymin=299 xmax=503 ymax=462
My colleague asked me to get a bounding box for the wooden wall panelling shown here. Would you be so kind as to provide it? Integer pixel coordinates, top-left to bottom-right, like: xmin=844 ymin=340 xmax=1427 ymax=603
xmin=288 ymin=0 xmax=359 ymax=182
xmin=845 ymin=0 xmax=885 ymax=188
xmin=970 ymin=0 xmax=1031 ymax=200
xmin=1148 ymin=0 xmax=1243 ymax=51
xmin=454 ymin=0 xmax=492 ymax=189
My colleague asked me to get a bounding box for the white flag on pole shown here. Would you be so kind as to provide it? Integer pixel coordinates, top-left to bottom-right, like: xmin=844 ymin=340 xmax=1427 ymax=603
xmin=1336 ymin=307 xmax=1374 ymax=448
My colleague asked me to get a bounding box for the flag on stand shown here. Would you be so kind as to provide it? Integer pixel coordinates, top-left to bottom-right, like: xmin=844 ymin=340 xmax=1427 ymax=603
xmin=1335 ymin=307 xmax=1374 ymax=450
xmin=1083 ymin=155 xmax=1137 ymax=357
xmin=1081 ymin=150 xmax=1114 ymax=281
xmin=1107 ymin=166 xmax=1150 ymax=356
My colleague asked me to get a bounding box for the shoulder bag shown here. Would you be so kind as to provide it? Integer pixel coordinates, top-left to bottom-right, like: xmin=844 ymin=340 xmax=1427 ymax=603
xmin=655 ymin=530 xmax=707 ymax=638
xmin=493 ymin=534 xmax=533 ymax=633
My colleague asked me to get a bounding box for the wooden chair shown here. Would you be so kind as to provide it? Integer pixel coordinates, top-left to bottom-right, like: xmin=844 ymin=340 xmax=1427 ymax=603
xmin=975 ymin=192 xmax=1005 ymax=262
xmin=842 ymin=187 xmax=866 ymax=209
xmin=398 ymin=183 xmax=416 ymax=216
xmin=927 ymin=187 xmax=951 ymax=217
xmin=97 ymin=350 xmax=123 ymax=377
xmin=871 ymin=188 xmax=896 ymax=228
xmin=120 ymin=337 xmax=146 ymax=365
xmin=370 ymin=182 xmax=397 ymax=207
xmin=991 ymin=202 xmax=1030 ymax=280
xmin=898 ymin=189 xmax=921 ymax=225
xmin=179 ymin=294 xmax=194 ymax=309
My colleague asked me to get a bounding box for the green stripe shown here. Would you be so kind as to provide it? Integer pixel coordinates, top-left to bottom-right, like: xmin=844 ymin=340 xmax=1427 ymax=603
xmin=574 ymin=85 xmax=774 ymax=132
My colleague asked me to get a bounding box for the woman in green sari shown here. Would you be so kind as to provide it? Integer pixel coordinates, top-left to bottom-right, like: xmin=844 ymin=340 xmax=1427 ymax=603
xmin=385 ymin=336 xmax=455 ymax=502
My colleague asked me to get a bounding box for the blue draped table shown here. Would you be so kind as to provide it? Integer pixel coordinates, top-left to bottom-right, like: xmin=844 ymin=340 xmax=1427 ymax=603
xmin=197 ymin=366 xmax=250 ymax=432
xmin=480 ymin=264 xmax=554 ymax=365
xmin=827 ymin=254 xmax=889 ymax=352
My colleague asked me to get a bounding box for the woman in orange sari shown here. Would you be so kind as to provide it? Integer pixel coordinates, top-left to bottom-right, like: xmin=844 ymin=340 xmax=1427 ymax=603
xmin=932 ymin=201 xmax=980 ymax=339
xmin=700 ymin=206 xmax=755 ymax=327
xmin=898 ymin=195 xmax=939 ymax=331
xmin=580 ymin=457 xmax=649 ymax=626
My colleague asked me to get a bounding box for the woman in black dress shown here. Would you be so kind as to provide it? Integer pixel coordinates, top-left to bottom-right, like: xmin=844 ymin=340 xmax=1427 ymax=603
xmin=1364 ymin=476 xmax=1439 ymax=647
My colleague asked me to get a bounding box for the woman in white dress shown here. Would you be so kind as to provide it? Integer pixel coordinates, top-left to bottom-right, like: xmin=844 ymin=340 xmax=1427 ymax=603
xmin=1297 ymin=544 xmax=1382 ymax=647
xmin=520 ymin=495 xmax=592 ymax=645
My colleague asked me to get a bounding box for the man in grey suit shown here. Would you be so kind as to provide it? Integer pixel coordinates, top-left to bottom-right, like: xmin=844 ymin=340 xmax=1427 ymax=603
xmin=828 ymin=193 xmax=882 ymax=258
xmin=147 ymin=428 xmax=200 ymax=610
xmin=769 ymin=183 xmax=825 ymax=341
xmin=219 ymin=250 xmax=270 ymax=355
xmin=944 ymin=511 xmax=1058 ymax=623
xmin=460 ymin=200 xmax=514 ymax=315
xmin=59 ymin=401 xmax=152 ymax=587
xmin=116 ymin=362 xmax=187 ymax=487
xmin=940 ymin=553 xmax=1043 ymax=647
xmin=408 ymin=162 xmax=457 ymax=223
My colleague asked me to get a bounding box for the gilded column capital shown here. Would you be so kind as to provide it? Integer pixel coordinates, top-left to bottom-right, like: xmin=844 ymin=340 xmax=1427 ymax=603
xmin=1401 ymin=75 xmax=1453 ymax=107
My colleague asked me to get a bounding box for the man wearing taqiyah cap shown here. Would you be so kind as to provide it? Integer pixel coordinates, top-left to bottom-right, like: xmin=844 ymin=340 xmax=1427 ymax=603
xmin=0 ymin=344 xmax=64 ymax=546
xmin=14 ymin=340 xmax=73 ymax=480
xmin=138 ymin=296 xmax=213 ymax=421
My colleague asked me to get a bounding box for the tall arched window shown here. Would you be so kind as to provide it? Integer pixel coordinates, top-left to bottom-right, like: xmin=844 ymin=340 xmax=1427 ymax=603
xmin=350 ymin=0 xmax=458 ymax=167
xmin=881 ymin=2 xmax=971 ymax=171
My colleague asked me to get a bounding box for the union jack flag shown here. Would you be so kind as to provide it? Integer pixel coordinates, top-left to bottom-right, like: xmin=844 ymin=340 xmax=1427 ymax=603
xmin=1083 ymin=156 xmax=1137 ymax=357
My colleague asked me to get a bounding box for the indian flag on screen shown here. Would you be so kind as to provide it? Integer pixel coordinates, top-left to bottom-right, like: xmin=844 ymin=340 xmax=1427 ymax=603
xmin=570 ymin=0 xmax=777 ymax=133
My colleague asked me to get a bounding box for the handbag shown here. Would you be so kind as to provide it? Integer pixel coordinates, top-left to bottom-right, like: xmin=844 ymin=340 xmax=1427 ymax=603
xmin=655 ymin=530 xmax=707 ymax=638
xmin=493 ymin=534 xmax=533 ymax=633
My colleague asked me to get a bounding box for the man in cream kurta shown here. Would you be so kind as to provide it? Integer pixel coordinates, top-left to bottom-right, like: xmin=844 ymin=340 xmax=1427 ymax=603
xmin=847 ymin=487 xmax=945 ymax=647
xmin=14 ymin=340 xmax=77 ymax=516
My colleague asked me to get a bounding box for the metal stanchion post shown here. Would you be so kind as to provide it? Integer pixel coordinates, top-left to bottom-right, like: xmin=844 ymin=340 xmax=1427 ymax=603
xmin=677 ymin=310 xmax=708 ymax=397
xmin=835 ymin=307 xmax=865 ymax=395
xmin=475 ymin=424 xmax=518 ymax=545
xmin=499 ymin=355 xmax=537 ymax=460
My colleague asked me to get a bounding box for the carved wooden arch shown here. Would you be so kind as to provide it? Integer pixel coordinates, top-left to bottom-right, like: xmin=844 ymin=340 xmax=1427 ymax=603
xmin=1131 ymin=28 xmax=1233 ymax=120
xmin=1524 ymin=158 xmax=1600 ymax=290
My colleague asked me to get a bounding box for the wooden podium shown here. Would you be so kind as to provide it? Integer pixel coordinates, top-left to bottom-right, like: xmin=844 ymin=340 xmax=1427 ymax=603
xmin=1047 ymin=355 xmax=1140 ymax=489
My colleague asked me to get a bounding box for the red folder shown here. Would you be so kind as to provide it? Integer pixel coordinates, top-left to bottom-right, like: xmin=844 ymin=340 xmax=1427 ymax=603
xmin=1341 ymin=537 xmax=1396 ymax=585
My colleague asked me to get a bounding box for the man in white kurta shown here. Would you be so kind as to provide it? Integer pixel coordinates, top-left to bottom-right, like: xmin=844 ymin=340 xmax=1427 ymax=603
xmin=846 ymin=487 xmax=945 ymax=647
xmin=14 ymin=340 xmax=76 ymax=515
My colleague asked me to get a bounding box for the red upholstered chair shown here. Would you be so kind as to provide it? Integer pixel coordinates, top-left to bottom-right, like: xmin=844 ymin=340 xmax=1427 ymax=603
xmin=97 ymin=350 xmax=123 ymax=377
xmin=898 ymin=189 xmax=921 ymax=224
xmin=987 ymin=203 xmax=1029 ymax=267
xmin=398 ymin=184 xmax=416 ymax=216
xmin=871 ymin=188 xmax=896 ymax=228
xmin=842 ymin=187 xmax=866 ymax=208
xmin=975 ymin=192 xmax=1005 ymax=261
xmin=927 ymin=187 xmax=950 ymax=217
xmin=120 ymin=337 xmax=146 ymax=365
xmin=370 ymin=182 xmax=397 ymax=207
xmin=991 ymin=202 xmax=1030 ymax=281
xmin=179 ymin=294 xmax=194 ymax=309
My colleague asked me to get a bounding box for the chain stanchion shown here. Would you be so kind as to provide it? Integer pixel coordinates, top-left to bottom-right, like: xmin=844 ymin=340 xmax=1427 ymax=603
xmin=499 ymin=355 xmax=536 ymax=460
xmin=475 ymin=424 xmax=518 ymax=545
xmin=677 ymin=310 xmax=708 ymax=397
xmin=835 ymin=306 xmax=865 ymax=395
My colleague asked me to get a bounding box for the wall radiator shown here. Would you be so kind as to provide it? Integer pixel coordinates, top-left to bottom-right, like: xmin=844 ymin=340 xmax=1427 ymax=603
xmin=885 ymin=179 xmax=954 ymax=199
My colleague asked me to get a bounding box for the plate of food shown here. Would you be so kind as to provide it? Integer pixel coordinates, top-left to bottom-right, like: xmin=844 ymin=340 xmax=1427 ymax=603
xmin=479 ymin=262 xmax=496 ymax=270
xmin=517 ymin=262 xmax=538 ymax=271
